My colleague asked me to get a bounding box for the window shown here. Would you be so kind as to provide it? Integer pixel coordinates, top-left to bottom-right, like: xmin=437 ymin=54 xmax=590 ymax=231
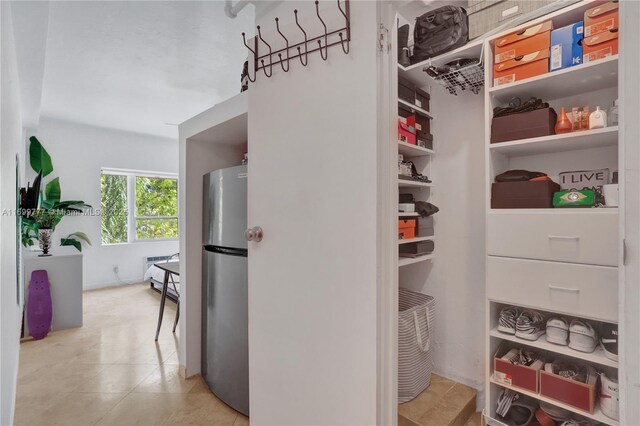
xmin=100 ymin=169 xmax=178 ymax=244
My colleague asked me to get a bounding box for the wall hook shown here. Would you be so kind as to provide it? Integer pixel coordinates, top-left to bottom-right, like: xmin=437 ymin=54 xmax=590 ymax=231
xmin=338 ymin=32 xmax=349 ymax=54
xmin=256 ymin=25 xmax=273 ymax=77
xmin=241 ymin=32 xmax=257 ymax=82
xmin=275 ymin=17 xmax=290 ymax=72
xmin=294 ymin=9 xmax=308 ymax=66
xmin=315 ymin=1 xmax=328 ymax=61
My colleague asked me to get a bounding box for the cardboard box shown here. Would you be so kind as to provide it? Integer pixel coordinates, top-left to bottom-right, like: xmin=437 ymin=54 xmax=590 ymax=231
xmin=491 ymin=180 xmax=561 ymax=209
xmin=398 ymin=121 xmax=416 ymax=145
xmin=584 ymin=1 xmax=619 ymax=38
xmin=491 ymin=107 xmax=557 ymax=143
xmin=583 ymin=29 xmax=618 ymax=63
xmin=550 ymin=21 xmax=584 ymax=71
xmin=540 ymin=368 xmax=598 ymax=413
xmin=398 ymin=220 xmax=416 ymax=240
xmin=493 ymin=347 xmax=544 ymax=393
xmin=494 ymin=21 xmax=553 ymax=64
xmin=494 ymin=49 xmax=550 ymax=86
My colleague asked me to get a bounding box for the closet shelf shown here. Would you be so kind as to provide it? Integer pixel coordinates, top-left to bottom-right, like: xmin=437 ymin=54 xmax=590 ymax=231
xmin=489 ymin=127 xmax=618 ymax=156
xmin=398 ymin=98 xmax=433 ymax=119
xmin=398 ymin=236 xmax=435 ymax=245
xmin=398 ymin=141 xmax=434 ymax=157
xmin=398 ymin=212 xmax=420 ymax=217
xmin=488 ymin=208 xmax=618 ymax=215
xmin=398 ymin=38 xmax=484 ymax=86
xmin=399 ymin=254 xmax=435 ymax=267
xmin=489 ymin=55 xmax=618 ymax=103
xmin=489 ymin=327 xmax=618 ymax=368
xmin=398 ymin=179 xmax=433 ymax=189
xmin=490 ymin=378 xmax=618 ymax=426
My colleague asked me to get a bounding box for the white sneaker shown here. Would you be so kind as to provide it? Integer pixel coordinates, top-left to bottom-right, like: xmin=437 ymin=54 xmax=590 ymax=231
xmin=546 ymin=317 xmax=569 ymax=346
xmin=515 ymin=310 xmax=545 ymax=341
xmin=569 ymin=320 xmax=598 ymax=353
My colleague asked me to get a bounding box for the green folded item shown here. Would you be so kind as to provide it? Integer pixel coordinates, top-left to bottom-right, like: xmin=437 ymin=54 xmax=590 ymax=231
xmin=553 ymin=189 xmax=596 ymax=208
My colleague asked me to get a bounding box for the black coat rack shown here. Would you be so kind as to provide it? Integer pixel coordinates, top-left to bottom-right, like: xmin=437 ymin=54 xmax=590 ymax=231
xmin=242 ymin=0 xmax=350 ymax=82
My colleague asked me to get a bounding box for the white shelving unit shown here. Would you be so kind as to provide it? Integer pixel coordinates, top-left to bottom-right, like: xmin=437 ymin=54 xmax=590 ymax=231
xmin=489 ymin=327 xmax=618 ymax=368
xmin=489 ymin=378 xmax=618 ymax=425
xmin=398 ymin=141 xmax=434 ymax=157
xmin=399 ymin=254 xmax=435 ymax=267
xmin=398 ymin=179 xmax=433 ymax=189
xmin=398 ymin=98 xmax=433 ymax=119
xmin=483 ymin=2 xmax=621 ymax=425
xmin=398 ymin=236 xmax=435 ymax=245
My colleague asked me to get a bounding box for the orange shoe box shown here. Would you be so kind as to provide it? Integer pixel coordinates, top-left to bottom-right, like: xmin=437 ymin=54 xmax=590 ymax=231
xmin=493 ymin=49 xmax=550 ymax=87
xmin=583 ymin=29 xmax=618 ymax=63
xmin=584 ymin=1 xmax=619 ymax=38
xmin=398 ymin=219 xmax=416 ymax=240
xmin=494 ymin=21 xmax=553 ymax=64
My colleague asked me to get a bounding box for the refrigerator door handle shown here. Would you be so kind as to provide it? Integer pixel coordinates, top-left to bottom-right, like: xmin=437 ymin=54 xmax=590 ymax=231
xmin=245 ymin=226 xmax=264 ymax=242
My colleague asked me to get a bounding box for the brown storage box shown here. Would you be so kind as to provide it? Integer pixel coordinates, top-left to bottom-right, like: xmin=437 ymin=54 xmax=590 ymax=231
xmin=540 ymin=370 xmax=598 ymax=413
xmin=584 ymin=1 xmax=619 ymax=37
xmin=491 ymin=180 xmax=561 ymax=209
xmin=491 ymin=107 xmax=557 ymax=143
xmin=493 ymin=346 xmax=543 ymax=393
xmin=493 ymin=49 xmax=550 ymax=86
xmin=494 ymin=20 xmax=553 ymax=63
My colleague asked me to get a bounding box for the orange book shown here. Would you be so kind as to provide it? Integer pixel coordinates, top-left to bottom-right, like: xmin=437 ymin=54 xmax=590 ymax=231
xmin=494 ymin=21 xmax=553 ymax=64
xmin=493 ymin=49 xmax=550 ymax=87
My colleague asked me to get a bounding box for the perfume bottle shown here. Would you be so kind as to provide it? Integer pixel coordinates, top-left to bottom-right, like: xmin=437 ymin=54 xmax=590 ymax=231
xmin=609 ymin=99 xmax=619 ymax=126
xmin=555 ymin=107 xmax=573 ymax=134
xmin=589 ymin=106 xmax=608 ymax=130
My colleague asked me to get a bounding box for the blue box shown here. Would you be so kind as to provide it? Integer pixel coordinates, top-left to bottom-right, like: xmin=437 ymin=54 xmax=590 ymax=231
xmin=550 ymin=21 xmax=584 ymax=71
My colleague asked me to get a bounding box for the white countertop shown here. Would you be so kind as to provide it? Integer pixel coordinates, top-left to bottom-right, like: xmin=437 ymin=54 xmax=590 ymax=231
xmin=23 ymin=245 xmax=83 ymax=259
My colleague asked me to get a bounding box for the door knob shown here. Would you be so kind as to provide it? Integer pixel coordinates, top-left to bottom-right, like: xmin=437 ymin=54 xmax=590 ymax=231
xmin=245 ymin=226 xmax=264 ymax=242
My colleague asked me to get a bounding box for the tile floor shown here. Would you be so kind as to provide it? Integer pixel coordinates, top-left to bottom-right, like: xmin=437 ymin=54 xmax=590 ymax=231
xmin=15 ymin=283 xmax=248 ymax=426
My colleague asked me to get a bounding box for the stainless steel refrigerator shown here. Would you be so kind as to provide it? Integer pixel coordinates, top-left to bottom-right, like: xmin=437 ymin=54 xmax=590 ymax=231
xmin=202 ymin=165 xmax=248 ymax=415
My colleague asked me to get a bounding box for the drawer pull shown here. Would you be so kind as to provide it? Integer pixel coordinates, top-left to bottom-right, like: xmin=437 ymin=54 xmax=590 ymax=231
xmin=548 ymin=285 xmax=580 ymax=293
xmin=548 ymin=235 xmax=580 ymax=241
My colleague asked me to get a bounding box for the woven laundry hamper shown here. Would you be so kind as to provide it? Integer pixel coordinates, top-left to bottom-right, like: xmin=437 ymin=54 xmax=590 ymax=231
xmin=398 ymin=288 xmax=435 ymax=403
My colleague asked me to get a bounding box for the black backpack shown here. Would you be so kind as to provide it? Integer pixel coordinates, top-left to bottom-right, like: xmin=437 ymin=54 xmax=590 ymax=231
xmin=412 ymin=6 xmax=469 ymax=63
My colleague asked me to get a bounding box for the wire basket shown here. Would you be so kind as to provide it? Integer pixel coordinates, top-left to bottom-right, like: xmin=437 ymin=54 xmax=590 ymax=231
xmin=421 ymin=45 xmax=484 ymax=96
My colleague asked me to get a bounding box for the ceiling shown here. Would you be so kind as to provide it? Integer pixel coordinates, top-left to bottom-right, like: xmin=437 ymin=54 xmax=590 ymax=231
xmin=15 ymin=1 xmax=255 ymax=139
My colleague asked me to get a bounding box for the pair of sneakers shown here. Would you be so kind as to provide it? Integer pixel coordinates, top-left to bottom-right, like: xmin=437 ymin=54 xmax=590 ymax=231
xmin=498 ymin=307 xmax=545 ymax=341
xmin=546 ymin=318 xmax=600 ymax=353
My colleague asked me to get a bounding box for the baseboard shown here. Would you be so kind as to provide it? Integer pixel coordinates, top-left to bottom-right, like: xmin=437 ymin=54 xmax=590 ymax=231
xmin=84 ymin=277 xmax=145 ymax=291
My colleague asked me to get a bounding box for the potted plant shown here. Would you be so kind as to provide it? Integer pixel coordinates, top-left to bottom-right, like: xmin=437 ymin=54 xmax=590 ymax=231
xmin=31 ymin=209 xmax=64 ymax=256
xmin=20 ymin=137 xmax=93 ymax=253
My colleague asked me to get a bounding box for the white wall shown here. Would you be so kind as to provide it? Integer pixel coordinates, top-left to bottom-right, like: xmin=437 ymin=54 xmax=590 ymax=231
xmin=31 ymin=118 xmax=179 ymax=289
xmin=400 ymin=84 xmax=487 ymax=397
xmin=1 ymin=3 xmax=24 ymax=423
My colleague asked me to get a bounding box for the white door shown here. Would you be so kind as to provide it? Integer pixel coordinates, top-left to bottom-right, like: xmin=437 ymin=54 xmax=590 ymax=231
xmin=247 ymin=2 xmax=389 ymax=424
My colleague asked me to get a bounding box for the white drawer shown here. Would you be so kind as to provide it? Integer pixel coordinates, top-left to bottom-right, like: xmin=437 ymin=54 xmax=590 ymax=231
xmin=488 ymin=256 xmax=618 ymax=323
xmin=487 ymin=210 xmax=618 ymax=267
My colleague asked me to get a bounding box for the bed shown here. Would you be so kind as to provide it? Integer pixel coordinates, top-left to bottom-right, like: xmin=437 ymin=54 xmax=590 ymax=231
xmin=144 ymin=253 xmax=180 ymax=303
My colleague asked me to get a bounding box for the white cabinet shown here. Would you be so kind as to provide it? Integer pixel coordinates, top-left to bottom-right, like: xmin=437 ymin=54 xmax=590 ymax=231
xmin=487 ymin=210 xmax=618 ymax=266
xmin=487 ymin=256 xmax=618 ymax=322
xmin=23 ymin=247 xmax=83 ymax=336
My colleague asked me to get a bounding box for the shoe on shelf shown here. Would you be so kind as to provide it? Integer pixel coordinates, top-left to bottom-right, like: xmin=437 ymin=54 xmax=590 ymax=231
xmin=600 ymin=371 xmax=620 ymax=421
xmin=600 ymin=323 xmax=618 ymax=362
xmin=568 ymin=320 xmax=598 ymax=353
xmin=498 ymin=306 xmax=519 ymax=335
xmin=546 ymin=317 xmax=569 ymax=346
xmin=515 ymin=310 xmax=545 ymax=341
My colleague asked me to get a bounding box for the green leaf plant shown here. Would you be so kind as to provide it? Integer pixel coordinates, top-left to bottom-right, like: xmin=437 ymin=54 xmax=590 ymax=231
xmin=21 ymin=137 xmax=92 ymax=251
